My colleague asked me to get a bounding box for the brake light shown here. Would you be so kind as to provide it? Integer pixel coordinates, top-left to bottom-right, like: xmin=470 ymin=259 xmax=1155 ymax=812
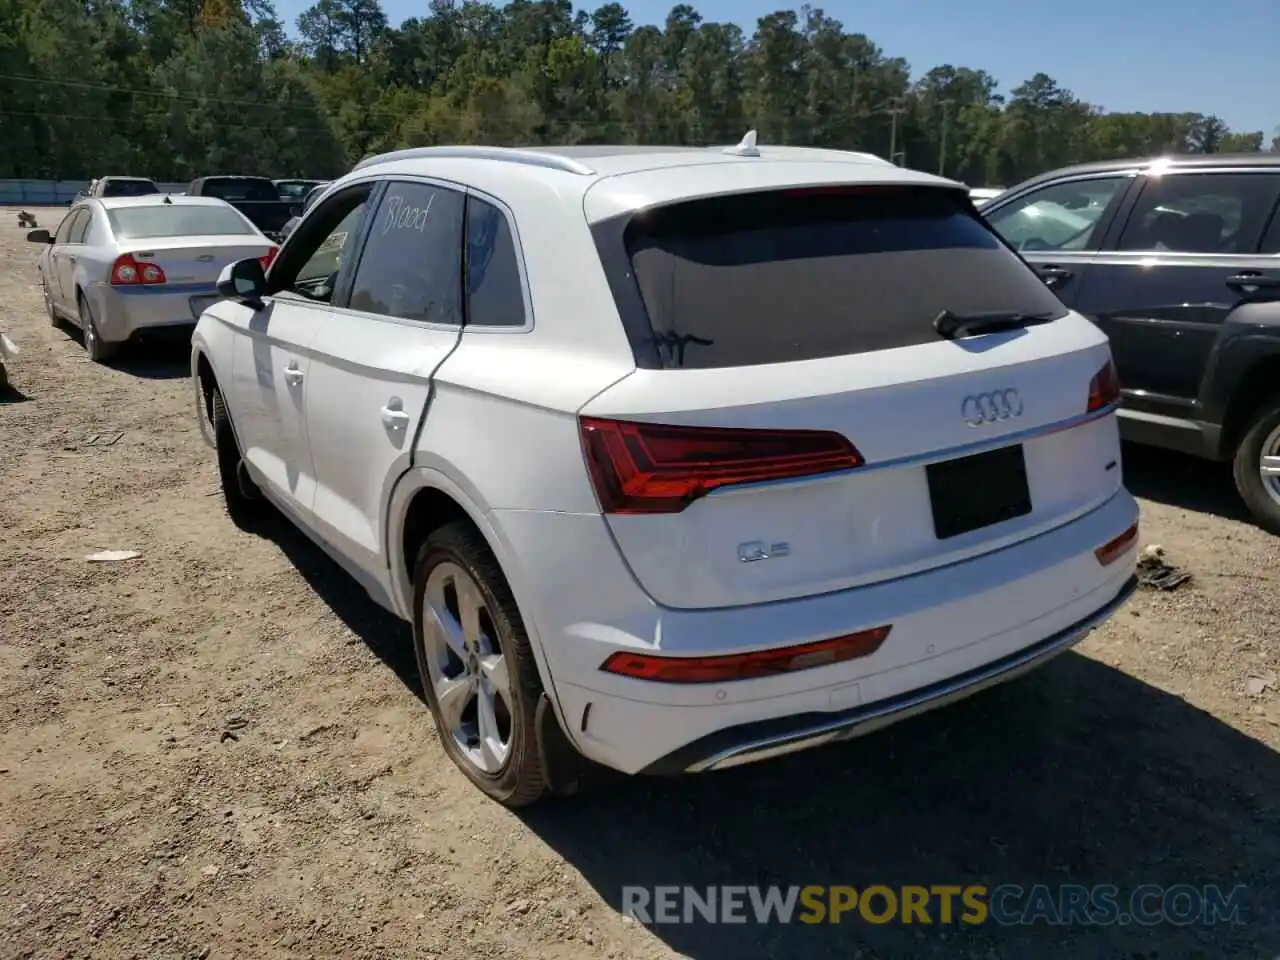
xmin=1095 ymin=522 xmax=1138 ymax=566
xmin=259 ymin=245 xmax=279 ymax=271
xmin=579 ymin=417 xmax=863 ymax=515
xmin=1087 ymin=358 xmax=1121 ymax=412
xmin=110 ymin=254 xmax=166 ymax=286
xmin=600 ymin=626 xmax=892 ymax=684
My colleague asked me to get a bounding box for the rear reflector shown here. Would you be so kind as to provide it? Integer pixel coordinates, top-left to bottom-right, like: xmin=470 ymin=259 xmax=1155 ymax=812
xmin=1087 ymin=358 xmax=1121 ymax=412
xmin=1095 ymin=522 xmax=1138 ymax=566
xmin=600 ymin=626 xmax=893 ymax=684
xmin=579 ymin=417 xmax=862 ymax=515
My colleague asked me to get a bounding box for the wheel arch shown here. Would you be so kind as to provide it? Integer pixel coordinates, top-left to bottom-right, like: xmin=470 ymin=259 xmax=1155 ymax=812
xmin=386 ymin=467 xmax=571 ymax=731
xmin=1221 ymin=350 xmax=1280 ymax=455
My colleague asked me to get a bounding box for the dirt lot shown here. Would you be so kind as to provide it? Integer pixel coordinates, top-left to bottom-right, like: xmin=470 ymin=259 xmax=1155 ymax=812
xmin=1 ymin=207 xmax=1279 ymax=960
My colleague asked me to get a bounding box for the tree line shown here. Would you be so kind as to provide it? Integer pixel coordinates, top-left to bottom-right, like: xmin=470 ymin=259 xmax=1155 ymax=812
xmin=2 ymin=0 xmax=1277 ymax=185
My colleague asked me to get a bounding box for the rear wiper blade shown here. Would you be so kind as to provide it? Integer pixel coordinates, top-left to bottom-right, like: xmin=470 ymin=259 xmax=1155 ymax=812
xmin=933 ymin=310 xmax=1057 ymax=340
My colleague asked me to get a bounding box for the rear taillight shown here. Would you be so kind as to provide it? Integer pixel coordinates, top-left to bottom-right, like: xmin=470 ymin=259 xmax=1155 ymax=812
xmin=601 ymin=625 xmax=892 ymax=684
xmin=110 ymin=254 xmax=166 ymax=286
xmin=1087 ymin=358 xmax=1121 ymax=412
xmin=579 ymin=417 xmax=863 ymax=515
xmin=1095 ymin=522 xmax=1138 ymax=566
xmin=259 ymin=245 xmax=280 ymax=271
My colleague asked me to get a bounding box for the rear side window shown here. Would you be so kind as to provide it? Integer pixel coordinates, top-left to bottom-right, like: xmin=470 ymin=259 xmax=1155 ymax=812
xmin=101 ymin=179 xmax=158 ymax=197
xmin=465 ymin=196 xmax=526 ymax=327
xmin=201 ymin=179 xmax=280 ymax=202
xmin=616 ymin=186 xmax=1068 ymax=369
xmin=348 ymin=181 xmax=465 ymax=325
xmin=1116 ymin=172 xmax=1280 ymax=254
xmin=107 ymin=205 xmax=256 ymax=239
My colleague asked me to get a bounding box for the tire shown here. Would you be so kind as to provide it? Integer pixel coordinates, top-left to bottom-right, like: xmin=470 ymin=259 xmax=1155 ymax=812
xmin=1232 ymin=399 xmax=1280 ymax=536
xmin=0 ymin=361 xmax=7 ymax=392
xmin=211 ymin=388 xmax=269 ymax=529
xmin=78 ymin=294 xmax=116 ymax=363
xmin=412 ymin=521 xmax=548 ymax=807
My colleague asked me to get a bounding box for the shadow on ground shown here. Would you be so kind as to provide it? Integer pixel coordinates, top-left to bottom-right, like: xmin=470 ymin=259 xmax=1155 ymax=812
xmin=107 ymin=337 xmax=192 ymax=380
xmin=1122 ymin=442 xmax=1250 ymax=525
xmin=242 ymin=485 xmax=1279 ymax=958
xmin=0 ymin=382 xmax=32 ymax=403
xmin=259 ymin=510 xmax=421 ymax=700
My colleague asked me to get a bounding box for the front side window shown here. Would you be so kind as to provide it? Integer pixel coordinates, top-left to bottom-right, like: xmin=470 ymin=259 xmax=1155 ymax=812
xmin=1116 ymin=172 xmax=1280 ymax=254
xmin=465 ymin=196 xmax=526 ymax=327
xmin=985 ymin=177 xmax=1127 ymax=253
xmin=615 ymin=185 xmax=1068 ymax=369
xmin=268 ymin=186 xmax=372 ymax=304
xmin=107 ymin=205 xmax=256 ymax=240
xmin=348 ymin=181 xmax=465 ymax=325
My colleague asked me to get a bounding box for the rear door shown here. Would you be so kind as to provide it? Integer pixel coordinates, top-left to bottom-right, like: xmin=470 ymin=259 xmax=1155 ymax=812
xmin=982 ymin=171 xmax=1134 ymax=308
xmin=302 ymin=178 xmax=467 ymax=585
xmin=581 ymin=183 xmax=1123 ymax=610
xmin=1071 ymin=169 xmax=1280 ymax=422
xmin=224 ymin=182 xmax=376 ymax=522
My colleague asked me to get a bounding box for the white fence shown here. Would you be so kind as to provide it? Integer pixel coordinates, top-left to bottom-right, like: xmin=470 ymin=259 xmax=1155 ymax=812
xmin=0 ymin=179 xmax=188 ymax=206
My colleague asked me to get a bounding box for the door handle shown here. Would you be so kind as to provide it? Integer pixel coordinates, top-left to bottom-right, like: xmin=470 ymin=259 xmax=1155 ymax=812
xmin=1035 ymin=265 xmax=1073 ymax=286
xmin=381 ymin=402 xmax=411 ymax=429
xmin=1226 ymin=271 xmax=1280 ymax=291
xmin=283 ymin=364 xmax=304 ymax=386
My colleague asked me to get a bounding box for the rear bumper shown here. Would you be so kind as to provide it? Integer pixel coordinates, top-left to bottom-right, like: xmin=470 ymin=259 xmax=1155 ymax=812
xmin=494 ymin=489 xmax=1140 ymax=775
xmin=642 ymin=573 xmax=1136 ymax=775
xmin=90 ymin=283 xmax=215 ymax=343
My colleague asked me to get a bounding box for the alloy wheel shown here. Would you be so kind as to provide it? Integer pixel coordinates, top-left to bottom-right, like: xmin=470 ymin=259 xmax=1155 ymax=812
xmin=420 ymin=561 xmax=514 ymax=774
xmin=1260 ymin=423 xmax=1280 ymax=508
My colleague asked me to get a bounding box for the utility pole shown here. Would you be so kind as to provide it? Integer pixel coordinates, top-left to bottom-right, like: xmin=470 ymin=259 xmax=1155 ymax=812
xmin=938 ymin=98 xmax=955 ymax=177
xmin=884 ymin=97 xmax=908 ymax=166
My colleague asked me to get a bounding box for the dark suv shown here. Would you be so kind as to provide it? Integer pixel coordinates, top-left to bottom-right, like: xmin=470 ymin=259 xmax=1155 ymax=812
xmin=982 ymin=154 xmax=1280 ymax=533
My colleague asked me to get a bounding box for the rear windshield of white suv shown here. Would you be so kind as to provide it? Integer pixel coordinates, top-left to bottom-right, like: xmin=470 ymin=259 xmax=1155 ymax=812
xmin=616 ymin=185 xmax=1068 ymax=369
xmin=108 ymin=205 xmax=257 ymax=239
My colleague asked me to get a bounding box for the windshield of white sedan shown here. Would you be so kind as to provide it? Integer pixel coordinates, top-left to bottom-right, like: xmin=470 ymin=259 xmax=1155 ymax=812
xmin=623 ymin=185 xmax=1068 ymax=369
xmin=107 ymin=206 xmax=257 ymax=239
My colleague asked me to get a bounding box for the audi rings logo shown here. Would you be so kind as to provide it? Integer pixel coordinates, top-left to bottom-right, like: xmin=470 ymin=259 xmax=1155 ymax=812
xmin=962 ymin=389 xmax=1024 ymax=426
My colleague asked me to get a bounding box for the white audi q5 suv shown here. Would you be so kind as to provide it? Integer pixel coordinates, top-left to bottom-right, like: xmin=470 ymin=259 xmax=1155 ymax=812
xmin=191 ymin=134 xmax=1140 ymax=806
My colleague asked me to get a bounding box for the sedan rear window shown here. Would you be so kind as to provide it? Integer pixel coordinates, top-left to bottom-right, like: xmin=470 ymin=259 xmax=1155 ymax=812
xmin=107 ymin=205 xmax=257 ymax=239
xmin=101 ymin=179 xmax=158 ymax=197
xmin=200 ymin=178 xmax=281 ymax=202
xmin=615 ymin=186 xmax=1068 ymax=369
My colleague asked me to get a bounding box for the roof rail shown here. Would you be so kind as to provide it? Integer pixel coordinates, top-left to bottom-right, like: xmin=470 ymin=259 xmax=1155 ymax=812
xmin=352 ymin=146 xmax=597 ymax=176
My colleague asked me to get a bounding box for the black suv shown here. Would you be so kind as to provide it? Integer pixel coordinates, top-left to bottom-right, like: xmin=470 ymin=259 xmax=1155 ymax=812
xmin=982 ymin=154 xmax=1280 ymax=533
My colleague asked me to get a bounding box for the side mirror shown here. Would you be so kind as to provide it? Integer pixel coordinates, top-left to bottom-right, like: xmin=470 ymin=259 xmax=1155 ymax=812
xmin=26 ymin=229 xmax=52 ymax=244
xmin=217 ymin=258 xmax=267 ymax=307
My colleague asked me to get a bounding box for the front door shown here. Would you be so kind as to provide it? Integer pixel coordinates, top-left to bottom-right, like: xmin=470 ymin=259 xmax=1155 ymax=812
xmin=983 ymin=172 xmax=1134 ymax=311
xmin=303 ymin=179 xmax=467 ymax=584
xmin=225 ymin=183 xmax=377 ymax=523
xmin=1074 ymin=169 xmax=1280 ymax=421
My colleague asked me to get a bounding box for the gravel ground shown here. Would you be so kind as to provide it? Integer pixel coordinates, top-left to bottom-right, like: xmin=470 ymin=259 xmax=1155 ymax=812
xmin=2 ymin=207 xmax=1279 ymax=960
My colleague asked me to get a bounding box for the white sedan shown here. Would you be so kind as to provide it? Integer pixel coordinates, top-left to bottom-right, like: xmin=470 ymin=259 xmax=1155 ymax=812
xmin=27 ymin=195 xmax=279 ymax=362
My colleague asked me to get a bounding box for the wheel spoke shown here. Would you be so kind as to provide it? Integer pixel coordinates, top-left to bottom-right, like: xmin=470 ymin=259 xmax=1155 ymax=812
xmin=1260 ymin=455 xmax=1280 ymax=477
xmin=455 ymin=575 xmax=486 ymax=652
xmin=476 ymin=687 xmax=509 ymax=771
xmin=478 ymin=653 xmax=511 ymax=703
xmin=424 ymin=602 xmax=468 ymax=661
xmin=435 ymin=675 xmax=474 ymax=731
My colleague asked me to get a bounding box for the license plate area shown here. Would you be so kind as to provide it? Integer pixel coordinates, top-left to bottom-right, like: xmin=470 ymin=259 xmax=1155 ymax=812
xmin=927 ymin=444 xmax=1032 ymax=540
xmin=189 ymin=295 xmax=219 ymax=318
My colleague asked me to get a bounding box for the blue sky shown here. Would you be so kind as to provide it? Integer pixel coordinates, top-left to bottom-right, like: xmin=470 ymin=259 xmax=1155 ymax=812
xmin=275 ymin=0 xmax=1279 ymax=135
